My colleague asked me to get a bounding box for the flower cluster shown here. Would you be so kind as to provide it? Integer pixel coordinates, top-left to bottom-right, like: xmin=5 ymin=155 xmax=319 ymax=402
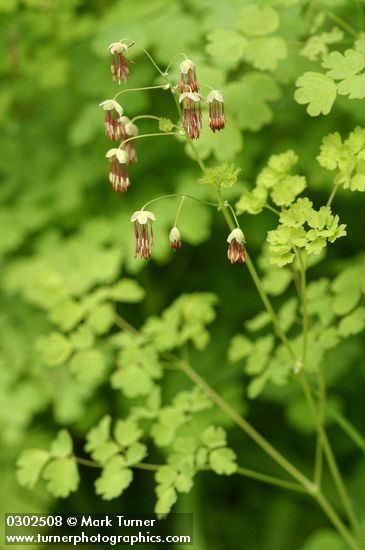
xmin=99 ymin=42 xmax=138 ymax=192
xmin=173 ymin=59 xmax=225 ymax=139
xmin=99 ymin=42 xmax=243 ymax=264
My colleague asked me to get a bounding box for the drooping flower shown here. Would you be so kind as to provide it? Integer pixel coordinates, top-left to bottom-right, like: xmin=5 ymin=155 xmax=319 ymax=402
xmin=169 ymin=227 xmax=182 ymax=251
xmin=179 ymin=91 xmax=203 ymax=140
xmin=105 ymin=148 xmax=130 ymax=192
xmin=108 ymin=42 xmax=132 ymax=84
xmin=227 ymin=228 xmax=246 ymax=264
xmin=176 ymin=59 xmax=199 ymax=92
xmin=99 ymin=99 xmax=124 ymax=140
xmin=122 ymin=119 xmax=139 ymax=164
xmin=131 ymin=210 xmax=156 ymax=259
xmin=207 ymin=90 xmax=225 ymax=132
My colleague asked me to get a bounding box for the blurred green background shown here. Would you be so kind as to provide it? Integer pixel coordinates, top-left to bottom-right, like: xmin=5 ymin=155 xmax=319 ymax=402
xmin=1 ymin=0 xmax=365 ymax=549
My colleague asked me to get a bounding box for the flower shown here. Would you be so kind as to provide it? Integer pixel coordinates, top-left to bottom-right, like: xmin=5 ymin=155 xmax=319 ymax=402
xmin=105 ymin=148 xmax=130 ymax=192
xmin=227 ymin=228 xmax=246 ymax=264
xmin=108 ymin=41 xmax=132 ymax=84
xmin=99 ymin=99 xmax=124 ymax=140
xmin=207 ymin=90 xmax=225 ymax=132
xmin=179 ymin=91 xmax=203 ymax=140
xmin=169 ymin=227 xmax=182 ymax=251
xmin=122 ymin=119 xmax=139 ymax=164
xmin=131 ymin=210 xmax=156 ymax=259
xmin=176 ymin=59 xmax=199 ymax=92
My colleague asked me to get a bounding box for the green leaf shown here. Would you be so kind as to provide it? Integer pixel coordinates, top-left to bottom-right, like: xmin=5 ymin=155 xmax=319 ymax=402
xmin=155 ymin=486 xmax=177 ymax=516
xmin=197 ymin=164 xmax=241 ymax=188
xmin=206 ymin=30 xmax=247 ymax=70
xmin=109 ymin=279 xmax=145 ymax=302
xmin=322 ymin=49 xmax=365 ymax=79
xmin=87 ymin=303 xmax=115 ymax=335
xmin=245 ymin=311 xmax=271 ymax=332
xmin=42 ymin=457 xmax=80 ymax=498
xmin=69 ymin=349 xmax=106 ymax=384
xmin=202 ymin=426 xmax=227 ymax=449
xmin=70 ymin=324 xmax=94 ymax=350
xmin=237 ymin=5 xmax=279 ymax=36
xmin=49 ymin=298 xmax=84 ymax=331
xmin=38 ymin=332 xmax=73 ymax=367
xmin=85 ymin=415 xmax=119 ymax=464
xmin=228 ymin=334 xmax=253 ymax=363
xmin=16 ymin=449 xmax=49 ymax=489
xmin=295 ymin=72 xmax=337 ymax=116
xmin=114 ymin=419 xmax=142 ymax=447
xmin=50 ymin=429 xmax=73 ymax=458
xmin=244 ymin=36 xmax=287 ymax=71
xmin=125 ymin=443 xmax=148 ymax=466
xmin=209 ymin=447 xmax=237 ymax=475
xmin=95 ymin=456 xmax=133 ymax=500
xmin=338 ymin=307 xmax=365 ymax=337
xmin=337 ymin=75 xmax=365 ymax=99
xmin=235 ymin=186 xmax=267 ymax=215
xmin=111 ymin=365 xmax=154 ymax=398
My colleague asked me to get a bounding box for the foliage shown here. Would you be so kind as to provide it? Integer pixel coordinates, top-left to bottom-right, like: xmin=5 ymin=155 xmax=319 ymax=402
xmin=2 ymin=1 xmax=365 ymax=549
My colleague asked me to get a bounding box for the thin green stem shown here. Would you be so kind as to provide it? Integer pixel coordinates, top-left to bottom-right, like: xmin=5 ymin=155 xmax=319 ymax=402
xmin=296 ymin=248 xmax=308 ymax=368
xmin=141 ymin=193 xmax=217 ymax=211
xmin=299 ymin=373 xmax=362 ymax=539
xmin=225 ymin=202 xmax=240 ymax=228
xmin=130 ymin=114 xmax=182 ymax=130
xmin=333 ymin=411 xmax=365 ymax=454
xmin=174 ymin=196 xmax=186 ymax=227
xmin=174 ymin=356 xmax=361 ymax=550
xmin=188 ymin=140 xmax=207 ymax=172
xmin=164 ymin=52 xmax=187 ymax=74
xmin=113 ymin=84 xmax=168 ymax=101
xmin=326 ymin=183 xmax=340 ymax=207
xmin=264 ymin=204 xmax=281 ymax=216
xmin=314 ymin=370 xmax=327 ymax=486
xmin=325 ymin=11 xmax=358 ymax=37
xmin=236 ymin=466 xmax=306 ymax=493
xmin=120 ymin=132 xmax=179 ymax=148
xmin=141 ymin=48 xmax=165 ymax=76
xmin=76 ymin=456 xmax=160 ymax=472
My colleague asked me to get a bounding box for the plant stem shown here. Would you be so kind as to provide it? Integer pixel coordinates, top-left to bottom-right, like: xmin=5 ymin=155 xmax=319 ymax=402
xmin=113 ymin=84 xmax=168 ymax=101
xmin=325 ymin=11 xmax=358 ymax=37
xmin=236 ymin=467 xmax=306 ymax=493
xmin=174 ymin=196 xmax=186 ymax=227
xmin=299 ymin=373 xmax=362 ymax=539
xmin=75 ymin=456 xmax=159 ymax=472
xmin=141 ymin=193 xmax=217 ymax=211
xmin=172 ymin=356 xmax=361 ymax=550
xmin=314 ymin=370 xmax=326 ymax=486
xmin=296 ymin=249 xmax=308 ymax=368
xmin=333 ymin=411 xmax=365 ymax=454
xmin=120 ymin=132 xmax=179 ymax=148
xmin=326 ymin=183 xmax=340 ymax=207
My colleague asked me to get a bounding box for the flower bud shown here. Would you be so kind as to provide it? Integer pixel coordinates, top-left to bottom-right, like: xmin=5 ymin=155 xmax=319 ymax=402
xmin=207 ymin=90 xmax=225 ymax=132
xmin=227 ymin=228 xmax=246 ymax=264
xmin=169 ymin=227 xmax=182 ymax=251
xmin=131 ymin=210 xmax=156 ymax=260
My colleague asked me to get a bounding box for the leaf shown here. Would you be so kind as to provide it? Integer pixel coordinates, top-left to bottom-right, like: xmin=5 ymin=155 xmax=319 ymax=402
xmin=49 ymin=298 xmax=84 ymax=331
xmin=322 ymin=49 xmax=365 ymax=79
xmin=197 ymin=164 xmax=241 ymax=188
xmin=16 ymin=449 xmax=49 ymax=489
xmin=70 ymin=324 xmax=94 ymax=350
xmin=295 ymin=72 xmax=337 ymax=116
xmin=95 ymin=456 xmax=133 ymax=500
xmin=155 ymin=486 xmax=177 ymax=515
xmin=228 ymin=334 xmax=253 ymax=363
xmin=209 ymin=448 xmax=237 ymax=475
xmin=337 ymin=75 xmax=365 ymax=99
xmin=237 ymin=5 xmax=279 ymax=36
xmin=69 ymin=349 xmax=106 ymax=384
xmin=202 ymin=426 xmax=227 ymax=448
xmin=111 ymin=365 xmax=154 ymax=398
xmin=109 ymin=279 xmax=145 ymax=302
xmin=85 ymin=415 xmax=119 ymax=464
xmin=87 ymin=303 xmax=115 ymax=335
xmin=338 ymin=307 xmax=365 ymax=337
xmin=38 ymin=332 xmax=73 ymax=367
xmin=125 ymin=443 xmax=148 ymax=466
xmin=244 ymin=36 xmax=287 ymax=71
xmin=206 ymin=30 xmax=247 ymax=69
xmin=42 ymin=457 xmax=80 ymax=498
xmin=114 ymin=419 xmax=142 ymax=447
xmin=50 ymin=429 xmax=73 ymax=458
